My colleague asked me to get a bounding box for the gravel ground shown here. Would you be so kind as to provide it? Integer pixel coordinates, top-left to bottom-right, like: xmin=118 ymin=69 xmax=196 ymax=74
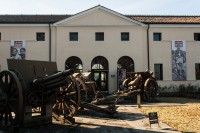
xmin=138 ymin=97 xmax=200 ymax=133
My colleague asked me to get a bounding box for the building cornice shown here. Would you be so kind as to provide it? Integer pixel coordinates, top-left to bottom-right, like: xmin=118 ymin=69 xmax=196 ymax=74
xmin=54 ymin=5 xmax=146 ymax=27
xmin=54 ymin=25 xmax=146 ymax=27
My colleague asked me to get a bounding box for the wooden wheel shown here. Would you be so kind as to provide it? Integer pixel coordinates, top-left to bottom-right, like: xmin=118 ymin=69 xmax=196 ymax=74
xmin=52 ymin=75 xmax=80 ymax=123
xmin=75 ymin=78 xmax=87 ymax=101
xmin=0 ymin=70 xmax=23 ymax=127
xmin=122 ymin=78 xmax=131 ymax=90
xmin=144 ymin=78 xmax=158 ymax=102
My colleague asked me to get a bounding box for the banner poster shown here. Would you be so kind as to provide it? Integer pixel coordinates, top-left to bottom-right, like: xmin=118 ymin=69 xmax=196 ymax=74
xmin=117 ymin=68 xmax=126 ymax=91
xmin=172 ymin=40 xmax=186 ymax=80
xmin=10 ymin=40 xmax=26 ymax=60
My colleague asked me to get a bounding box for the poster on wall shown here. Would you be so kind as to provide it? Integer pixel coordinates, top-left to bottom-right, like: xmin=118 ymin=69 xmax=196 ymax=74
xmin=117 ymin=68 xmax=126 ymax=91
xmin=10 ymin=40 xmax=26 ymax=60
xmin=172 ymin=40 xmax=186 ymax=80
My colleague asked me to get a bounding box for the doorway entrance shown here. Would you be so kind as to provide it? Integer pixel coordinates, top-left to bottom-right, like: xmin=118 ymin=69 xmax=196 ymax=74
xmin=117 ymin=56 xmax=135 ymax=90
xmin=92 ymin=70 xmax=108 ymax=91
xmin=91 ymin=56 xmax=109 ymax=92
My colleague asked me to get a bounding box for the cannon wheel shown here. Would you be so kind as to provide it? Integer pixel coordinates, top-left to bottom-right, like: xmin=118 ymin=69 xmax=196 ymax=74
xmin=0 ymin=70 xmax=23 ymax=127
xmin=52 ymin=75 xmax=80 ymax=124
xmin=122 ymin=78 xmax=131 ymax=90
xmin=144 ymin=78 xmax=158 ymax=102
xmin=75 ymin=78 xmax=87 ymax=101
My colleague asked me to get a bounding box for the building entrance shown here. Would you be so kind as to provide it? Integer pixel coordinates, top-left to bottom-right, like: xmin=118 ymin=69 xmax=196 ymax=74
xmin=91 ymin=56 xmax=109 ymax=92
xmin=117 ymin=56 xmax=135 ymax=90
xmin=92 ymin=70 xmax=108 ymax=92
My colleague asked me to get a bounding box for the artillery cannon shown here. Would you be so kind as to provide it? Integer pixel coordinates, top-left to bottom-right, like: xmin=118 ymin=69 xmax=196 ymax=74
xmin=0 ymin=59 xmax=80 ymax=128
xmin=73 ymin=72 xmax=99 ymax=102
xmin=122 ymin=70 xmax=158 ymax=102
xmin=73 ymin=70 xmax=158 ymax=115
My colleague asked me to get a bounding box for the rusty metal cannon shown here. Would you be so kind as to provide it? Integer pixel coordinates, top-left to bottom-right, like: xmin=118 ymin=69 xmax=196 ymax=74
xmin=73 ymin=72 xmax=100 ymax=102
xmin=0 ymin=59 xmax=80 ymax=128
xmin=72 ymin=70 xmax=158 ymax=116
xmin=122 ymin=70 xmax=158 ymax=102
xmin=72 ymin=71 xmax=146 ymax=115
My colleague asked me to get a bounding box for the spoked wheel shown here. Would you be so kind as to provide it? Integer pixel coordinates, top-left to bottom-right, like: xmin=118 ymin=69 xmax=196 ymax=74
xmin=122 ymin=78 xmax=131 ymax=91
xmin=52 ymin=75 xmax=80 ymax=124
xmin=75 ymin=78 xmax=87 ymax=102
xmin=0 ymin=70 xmax=23 ymax=127
xmin=86 ymin=81 xmax=99 ymax=102
xmin=144 ymin=78 xmax=158 ymax=102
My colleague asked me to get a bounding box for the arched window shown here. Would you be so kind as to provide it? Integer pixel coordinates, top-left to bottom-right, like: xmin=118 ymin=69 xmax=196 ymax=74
xmin=65 ymin=56 xmax=83 ymax=73
xmin=91 ymin=56 xmax=108 ymax=70
xmin=117 ymin=56 xmax=134 ymax=72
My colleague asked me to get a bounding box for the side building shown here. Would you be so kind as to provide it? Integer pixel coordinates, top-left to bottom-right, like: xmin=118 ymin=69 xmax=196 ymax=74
xmin=0 ymin=5 xmax=200 ymax=93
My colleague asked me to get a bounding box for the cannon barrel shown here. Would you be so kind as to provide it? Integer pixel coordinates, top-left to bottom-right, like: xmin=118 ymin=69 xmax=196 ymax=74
xmin=45 ymin=78 xmax=69 ymax=90
xmin=33 ymin=69 xmax=74 ymax=84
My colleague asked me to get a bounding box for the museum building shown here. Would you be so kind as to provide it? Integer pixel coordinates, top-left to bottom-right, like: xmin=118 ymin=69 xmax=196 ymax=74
xmin=1 ymin=5 xmax=200 ymax=93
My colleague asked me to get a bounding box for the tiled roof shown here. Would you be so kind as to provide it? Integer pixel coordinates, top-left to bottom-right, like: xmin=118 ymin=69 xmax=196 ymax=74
xmin=0 ymin=15 xmax=71 ymax=24
xmin=127 ymin=15 xmax=200 ymax=24
xmin=0 ymin=14 xmax=200 ymax=24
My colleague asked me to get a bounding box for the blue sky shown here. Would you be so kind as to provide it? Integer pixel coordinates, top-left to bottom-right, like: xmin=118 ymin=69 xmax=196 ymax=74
xmin=0 ymin=0 xmax=199 ymax=15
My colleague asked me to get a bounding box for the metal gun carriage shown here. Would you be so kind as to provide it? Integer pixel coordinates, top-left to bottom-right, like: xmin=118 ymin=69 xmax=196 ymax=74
xmin=0 ymin=59 xmax=80 ymax=128
xmin=73 ymin=70 xmax=158 ymax=115
xmin=0 ymin=59 xmax=158 ymax=128
xmin=122 ymin=70 xmax=158 ymax=102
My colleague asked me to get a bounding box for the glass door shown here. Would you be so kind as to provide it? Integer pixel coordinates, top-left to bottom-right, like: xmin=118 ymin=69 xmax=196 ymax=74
xmin=93 ymin=70 xmax=108 ymax=92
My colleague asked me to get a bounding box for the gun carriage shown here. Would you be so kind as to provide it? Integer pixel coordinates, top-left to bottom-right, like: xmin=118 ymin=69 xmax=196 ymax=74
xmin=122 ymin=70 xmax=158 ymax=102
xmin=0 ymin=59 xmax=80 ymax=127
xmin=0 ymin=58 xmax=158 ymax=128
xmin=73 ymin=72 xmax=100 ymax=102
xmin=73 ymin=70 xmax=158 ymax=115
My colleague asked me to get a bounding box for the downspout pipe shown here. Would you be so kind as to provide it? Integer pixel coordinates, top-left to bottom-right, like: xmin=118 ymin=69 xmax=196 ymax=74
xmin=147 ymin=24 xmax=150 ymax=70
xmin=49 ymin=23 xmax=52 ymax=62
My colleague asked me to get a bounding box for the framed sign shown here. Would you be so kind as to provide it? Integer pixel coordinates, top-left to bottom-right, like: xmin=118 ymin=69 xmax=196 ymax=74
xmin=172 ymin=40 xmax=186 ymax=80
xmin=10 ymin=40 xmax=26 ymax=60
xmin=148 ymin=112 xmax=159 ymax=128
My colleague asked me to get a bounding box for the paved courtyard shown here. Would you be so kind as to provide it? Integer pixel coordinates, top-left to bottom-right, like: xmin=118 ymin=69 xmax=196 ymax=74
xmin=0 ymin=99 xmax=181 ymax=133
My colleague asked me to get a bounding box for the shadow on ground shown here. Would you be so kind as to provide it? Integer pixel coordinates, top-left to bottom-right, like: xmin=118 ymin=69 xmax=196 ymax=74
xmin=0 ymin=123 xmax=165 ymax=133
xmin=0 ymin=110 xmax=155 ymax=133
xmin=76 ymin=108 xmax=147 ymax=121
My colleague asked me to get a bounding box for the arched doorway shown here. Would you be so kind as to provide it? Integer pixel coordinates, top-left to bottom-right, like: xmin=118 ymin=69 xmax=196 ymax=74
xmin=117 ymin=56 xmax=134 ymax=72
xmin=117 ymin=56 xmax=134 ymax=90
xmin=65 ymin=56 xmax=83 ymax=73
xmin=91 ymin=56 xmax=109 ymax=92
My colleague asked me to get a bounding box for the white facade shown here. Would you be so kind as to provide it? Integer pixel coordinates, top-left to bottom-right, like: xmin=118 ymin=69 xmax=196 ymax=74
xmin=149 ymin=25 xmax=200 ymax=86
xmin=0 ymin=6 xmax=200 ymax=93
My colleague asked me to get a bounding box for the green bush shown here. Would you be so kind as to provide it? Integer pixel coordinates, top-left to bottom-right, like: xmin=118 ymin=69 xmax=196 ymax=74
xmin=159 ymin=84 xmax=200 ymax=93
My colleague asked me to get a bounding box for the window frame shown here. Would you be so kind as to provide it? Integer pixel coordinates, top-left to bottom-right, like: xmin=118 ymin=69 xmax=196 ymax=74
xmin=154 ymin=64 xmax=163 ymax=80
xmin=121 ymin=32 xmax=129 ymax=41
xmin=69 ymin=32 xmax=78 ymax=41
xmin=153 ymin=33 xmax=162 ymax=41
xmin=95 ymin=32 xmax=104 ymax=41
xmin=195 ymin=63 xmax=200 ymax=80
xmin=36 ymin=32 xmax=45 ymax=41
xmin=194 ymin=33 xmax=200 ymax=41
